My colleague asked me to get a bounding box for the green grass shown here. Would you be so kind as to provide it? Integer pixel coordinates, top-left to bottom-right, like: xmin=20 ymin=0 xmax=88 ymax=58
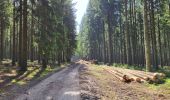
xmin=11 ymin=67 xmax=41 ymax=85
xmin=112 ymin=63 xmax=145 ymax=71
xmin=11 ymin=65 xmax=66 ymax=85
xmin=40 ymin=65 xmax=65 ymax=77
xmin=147 ymin=67 xmax=170 ymax=94
xmin=146 ymin=78 xmax=170 ymax=94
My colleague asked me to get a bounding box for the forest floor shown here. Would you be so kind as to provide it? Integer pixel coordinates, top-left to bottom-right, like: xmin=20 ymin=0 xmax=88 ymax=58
xmin=1 ymin=60 xmax=170 ymax=100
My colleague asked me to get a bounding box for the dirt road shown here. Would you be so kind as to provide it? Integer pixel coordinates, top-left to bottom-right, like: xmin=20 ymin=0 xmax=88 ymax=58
xmin=15 ymin=63 xmax=81 ymax=100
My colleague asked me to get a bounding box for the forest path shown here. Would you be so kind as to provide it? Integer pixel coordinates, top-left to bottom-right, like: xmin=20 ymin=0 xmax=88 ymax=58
xmin=15 ymin=63 xmax=81 ymax=100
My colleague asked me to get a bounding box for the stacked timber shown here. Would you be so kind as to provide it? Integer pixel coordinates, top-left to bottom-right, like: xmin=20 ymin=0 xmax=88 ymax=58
xmin=104 ymin=68 xmax=131 ymax=83
xmin=104 ymin=67 xmax=166 ymax=84
xmin=79 ymin=60 xmax=165 ymax=84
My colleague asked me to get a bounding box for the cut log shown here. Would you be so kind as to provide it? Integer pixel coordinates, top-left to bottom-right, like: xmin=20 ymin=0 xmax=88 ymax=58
xmin=122 ymin=75 xmax=131 ymax=83
xmin=113 ymin=67 xmax=165 ymax=83
xmin=153 ymin=73 xmax=166 ymax=81
xmin=113 ymin=68 xmax=144 ymax=83
xmin=104 ymin=69 xmax=123 ymax=81
xmin=120 ymin=69 xmax=153 ymax=82
xmin=104 ymin=68 xmax=132 ymax=83
xmin=103 ymin=66 xmax=165 ymax=84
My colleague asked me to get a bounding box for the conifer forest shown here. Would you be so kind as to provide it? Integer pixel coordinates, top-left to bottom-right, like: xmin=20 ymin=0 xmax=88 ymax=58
xmin=1 ymin=0 xmax=170 ymax=100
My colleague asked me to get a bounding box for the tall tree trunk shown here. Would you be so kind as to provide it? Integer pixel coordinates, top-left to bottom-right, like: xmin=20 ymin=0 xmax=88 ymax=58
xmin=20 ymin=0 xmax=28 ymax=72
xmin=108 ymin=11 xmax=113 ymax=65
xmin=19 ymin=0 xmax=23 ymax=70
xmin=144 ymin=0 xmax=152 ymax=71
xmin=30 ymin=3 xmax=34 ymax=62
xmin=12 ymin=2 xmax=16 ymax=66
xmin=150 ymin=0 xmax=158 ymax=70
xmin=157 ymin=16 xmax=162 ymax=67
xmin=0 ymin=20 xmax=4 ymax=61
xmin=102 ymin=20 xmax=106 ymax=63
xmin=125 ymin=0 xmax=130 ymax=64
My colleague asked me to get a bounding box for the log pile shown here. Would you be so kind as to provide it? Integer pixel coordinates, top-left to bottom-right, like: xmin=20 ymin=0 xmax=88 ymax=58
xmin=104 ymin=67 xmax=166 ymax=84
xmin=79 ymin=60 xmax=166 ymax=84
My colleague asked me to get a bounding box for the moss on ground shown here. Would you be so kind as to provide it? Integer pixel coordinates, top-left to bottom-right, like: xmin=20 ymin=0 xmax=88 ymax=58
xmin=0 ymin=62 xmax=67 ymax=94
